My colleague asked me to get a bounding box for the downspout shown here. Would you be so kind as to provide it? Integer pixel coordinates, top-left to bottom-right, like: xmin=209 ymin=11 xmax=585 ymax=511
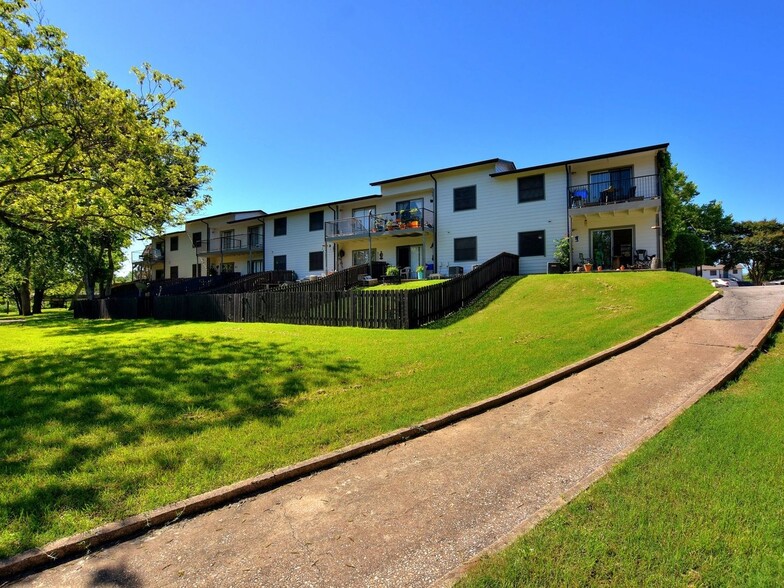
xmin=327 ymin=204 xmax=338 ymax=272
xmin=429 ymin=173 xmax=438 ymax=270
xmin=565 ymin=164 xmax=573 ymax=270
xmin=200 ymin=219 xmax=210 ymax=276
xmin=261 ymin=217 xmax=267 ymax=272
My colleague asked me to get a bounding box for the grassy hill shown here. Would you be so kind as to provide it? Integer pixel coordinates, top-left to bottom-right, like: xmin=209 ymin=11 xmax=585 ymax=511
xmin=0 ymin=272 xmax=712 ymax=558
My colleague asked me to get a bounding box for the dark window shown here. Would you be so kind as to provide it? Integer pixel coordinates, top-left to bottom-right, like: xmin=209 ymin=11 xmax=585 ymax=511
xmin=155 ymin=269 xmax=165 ymax=281
xmin=170 ymin=266 xmax=179 ymax=279
xmin=274 ymin=217 xmax=287 ymax=236
xmin=191 ymin=263 xmax=201 ymax=277
xmin=518 ymin=174 xmax=545 ymax=203
xmin=309 ymin=210 xmax=324 ymax=232
xmin=454 ymin=237 xmax=477 ymax=262
xmin=453 ymin=186 xmax=477 ymax=211
xmin=192 ymin=232 xmax=202 ymax=248
xmin=170 ymin=236 xmax=179 ymax=251
xmin=309 ymin=251 xmax=324 ymax=271
xmin=518 ymin=230 xmax=546 ymax=257
xmin=274 ymin=255 xmax=287 ymax=270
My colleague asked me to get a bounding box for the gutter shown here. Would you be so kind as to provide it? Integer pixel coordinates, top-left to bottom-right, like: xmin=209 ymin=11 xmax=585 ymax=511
xmin=430 ymin=173 xmax=438 ymax=270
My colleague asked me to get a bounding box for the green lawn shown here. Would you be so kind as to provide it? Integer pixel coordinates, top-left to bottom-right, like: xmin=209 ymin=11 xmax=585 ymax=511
xmin=457 ymin=330 xmax=784 ymax=587
xmin=363 ymin=278 xmax=448 ymax=290
xmin=0 ymin=273 xmax=712 ymax=558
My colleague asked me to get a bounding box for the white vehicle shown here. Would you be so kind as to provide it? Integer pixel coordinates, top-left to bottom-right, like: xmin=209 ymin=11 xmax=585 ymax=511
xmin=709 ymin=278 xmax=729 ymax=288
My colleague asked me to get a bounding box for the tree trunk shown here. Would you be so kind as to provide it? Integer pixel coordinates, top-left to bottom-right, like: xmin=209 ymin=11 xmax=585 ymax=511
xmin=16 ymin=281 xmax=32 ymax=315
xmin=32 ymin=288 xmax=45 ymax=314
xmin=17 ymin=259 xmax=33 ymax=315
xmin=11 ymin=286 xmax=23 ymax=315
xmin=83 ymin=271 xmax=95 ymax=300
xmin=104 ymin=240 xmax=115 ymax=298
xmin=71 ymin=282 xmax=84 ymax=309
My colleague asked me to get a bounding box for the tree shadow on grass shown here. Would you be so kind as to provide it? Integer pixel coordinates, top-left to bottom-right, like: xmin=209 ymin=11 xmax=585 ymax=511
xmin=0 ymin=331 xmax=362 ymax=558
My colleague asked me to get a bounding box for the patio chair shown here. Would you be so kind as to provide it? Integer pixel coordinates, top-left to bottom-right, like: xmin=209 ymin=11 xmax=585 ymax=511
xmin=400 ymin=266 xmax=411 ymax=279
xmin=634 ymin=249 xmax=651 ymax=269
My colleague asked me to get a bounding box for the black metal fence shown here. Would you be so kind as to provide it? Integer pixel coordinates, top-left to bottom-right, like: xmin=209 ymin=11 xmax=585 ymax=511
xmin=569 ymin=174 xmax=660 ymax=207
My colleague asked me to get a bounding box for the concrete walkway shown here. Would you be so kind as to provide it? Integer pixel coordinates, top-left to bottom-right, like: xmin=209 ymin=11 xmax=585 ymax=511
xmin=13 ymin=287 xmax=784 ymax=587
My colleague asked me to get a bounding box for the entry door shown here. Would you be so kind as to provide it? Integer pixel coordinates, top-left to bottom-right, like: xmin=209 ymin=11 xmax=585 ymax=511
xmin=396 ymin=246 xmax=411 ymax=269
xmin=396 ymin=245 xmax=423 ymax=269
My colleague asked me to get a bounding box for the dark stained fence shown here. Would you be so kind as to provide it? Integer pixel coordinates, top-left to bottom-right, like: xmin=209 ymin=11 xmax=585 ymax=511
xmin=405 ymin=252 xmax=520 ymax=326
xmin=275 ymin=262 xmax=387 ymax=293
xmin=73 ymin=298 xmax=152 ymax=319
xmin=150 ymin=253 xmax=518 ymax=328
xmin=204 ymin=271 xmax=296 ymax=294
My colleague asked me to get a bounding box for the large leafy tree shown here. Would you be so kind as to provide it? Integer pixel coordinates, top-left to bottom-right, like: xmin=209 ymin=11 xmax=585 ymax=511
xmin=723 ymin=220 xmax=784 ymax=285
xmin=657 ymin=151 xmax=734 ymax=268
xmin=0 ymin=0 xmax=210 ymax=235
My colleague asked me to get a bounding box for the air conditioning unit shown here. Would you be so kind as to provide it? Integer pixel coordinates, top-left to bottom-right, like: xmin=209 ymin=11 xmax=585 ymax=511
xmin=449 ymin=266 xmax=464 ymax=277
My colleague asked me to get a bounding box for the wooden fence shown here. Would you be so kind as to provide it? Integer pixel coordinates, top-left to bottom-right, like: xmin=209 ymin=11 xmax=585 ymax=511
xmin=73 ymin=298 xmax=152 ymax=319
xmin=150 ymin=253 xmax=518 ymax=328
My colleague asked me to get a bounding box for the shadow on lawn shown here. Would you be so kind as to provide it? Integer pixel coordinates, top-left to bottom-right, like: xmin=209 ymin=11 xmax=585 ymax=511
xmin=0 ymin=331 xmax=361 ymax=556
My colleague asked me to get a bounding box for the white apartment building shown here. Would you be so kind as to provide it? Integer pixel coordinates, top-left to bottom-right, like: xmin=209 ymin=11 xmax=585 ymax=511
xmin=133 ymin=144 xmax=668 ymax=280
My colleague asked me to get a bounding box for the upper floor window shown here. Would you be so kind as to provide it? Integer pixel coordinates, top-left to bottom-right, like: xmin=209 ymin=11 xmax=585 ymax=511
xmin=453 ymin=186 xmax=476 ymax=211
xmin=248 ymin=225 xmax=262 ymax=247
xmin=170 ymin=236 xmax=179 ymax=251
xmin=309 ymin=210 xmax=324 ymax=232
xmin=518 ymin=174 xmax=545 ymax=203
xmin=274 ymin=217 xmax=287 ymax=236
xmin=192 ymin=232 xmax=202 ymax=248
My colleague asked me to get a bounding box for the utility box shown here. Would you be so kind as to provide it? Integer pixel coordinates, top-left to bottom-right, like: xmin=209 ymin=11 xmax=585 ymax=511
xmin=547 ymin=262 xmax=564 ymax=274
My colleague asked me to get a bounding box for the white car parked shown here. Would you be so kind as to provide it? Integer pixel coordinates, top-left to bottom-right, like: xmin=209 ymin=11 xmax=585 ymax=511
xmin=709 ymin=278 xmax=730 ymax=288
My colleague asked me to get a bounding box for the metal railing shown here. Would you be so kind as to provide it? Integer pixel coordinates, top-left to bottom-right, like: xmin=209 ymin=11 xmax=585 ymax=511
xmin=325 ymin=207 xmax=435 ymax=240
xmin=131 ymin=248 xmax=164 ymax=264
xmin=569 ymin=174 xmax=660 ymax=207
xmin=196 ymin=233 xmax=264 ymax=255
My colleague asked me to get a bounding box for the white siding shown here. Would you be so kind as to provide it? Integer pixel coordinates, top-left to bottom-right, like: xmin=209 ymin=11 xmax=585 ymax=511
xmin=571 ymin=209 xmax=661 ymax=269
xmin=434 ymin=165 xmax=568 ymax=275
xmin=266 ymin=208 xmax=330 ymax=278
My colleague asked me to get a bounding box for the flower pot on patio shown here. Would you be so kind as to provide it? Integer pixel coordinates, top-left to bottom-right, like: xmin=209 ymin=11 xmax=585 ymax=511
xmin=583 ymin=263 xmax=593 ymax=272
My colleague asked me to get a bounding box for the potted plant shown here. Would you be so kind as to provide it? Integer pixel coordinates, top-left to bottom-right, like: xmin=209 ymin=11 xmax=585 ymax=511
xmin=383 ymin=265 xmax=401 ymax=284
xmin=416 ymin=264 xmax=425 ymax=279
xmin=583 ymin=258 xmax=593 ymax=272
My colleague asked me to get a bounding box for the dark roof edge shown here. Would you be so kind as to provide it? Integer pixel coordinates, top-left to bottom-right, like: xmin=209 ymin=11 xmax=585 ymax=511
xmin=265 ymin=194 xmax=381 ymax=217
xmin=490 ymin=143 xmax=670 ymax=177
xmin=370 ymin=158 xmax=511 ymax=186
xmin=186 ymin=209 xmax=266 ymax=223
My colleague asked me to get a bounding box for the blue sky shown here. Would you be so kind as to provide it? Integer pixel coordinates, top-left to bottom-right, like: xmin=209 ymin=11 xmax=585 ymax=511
xmin=41 ymin=0 xmax=782 ymax=227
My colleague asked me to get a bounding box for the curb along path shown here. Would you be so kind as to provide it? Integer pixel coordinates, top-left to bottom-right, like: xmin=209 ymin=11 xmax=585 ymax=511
xmin=9 ymin=287 xmax=784 ymax=587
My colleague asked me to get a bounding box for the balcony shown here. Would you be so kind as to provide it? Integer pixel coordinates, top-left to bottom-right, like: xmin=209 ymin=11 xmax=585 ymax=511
xmin=569 ymin=174 xmax=660 ymax=208
xmin=325 ymin=207 xmax=435 ymax=241
xmin=196 ymin=233 xmax=263 ymax=256
xmin=131 ymin=248 xmax=164 ymax=264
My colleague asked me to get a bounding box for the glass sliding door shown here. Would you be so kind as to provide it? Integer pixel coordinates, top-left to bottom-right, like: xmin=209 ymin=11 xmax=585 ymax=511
xmin=591 ymin=228 xmax=634 ymax=269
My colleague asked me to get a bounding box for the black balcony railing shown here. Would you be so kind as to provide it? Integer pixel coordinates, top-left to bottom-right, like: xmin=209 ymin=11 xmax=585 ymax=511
xmin=131 ymin=248 xmax=165 ymax=264
xmin=569 ymin=174 xmax=660 ymax=208
xmin=325 ymin=207 xmax=434 ymax=240
xmin=196 ymin=233 xmax=263 ymax=255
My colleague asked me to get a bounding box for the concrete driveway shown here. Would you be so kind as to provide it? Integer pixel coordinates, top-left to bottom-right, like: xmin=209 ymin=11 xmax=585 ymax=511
xmin=12 ymin=287 xmax=784 ymax=587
